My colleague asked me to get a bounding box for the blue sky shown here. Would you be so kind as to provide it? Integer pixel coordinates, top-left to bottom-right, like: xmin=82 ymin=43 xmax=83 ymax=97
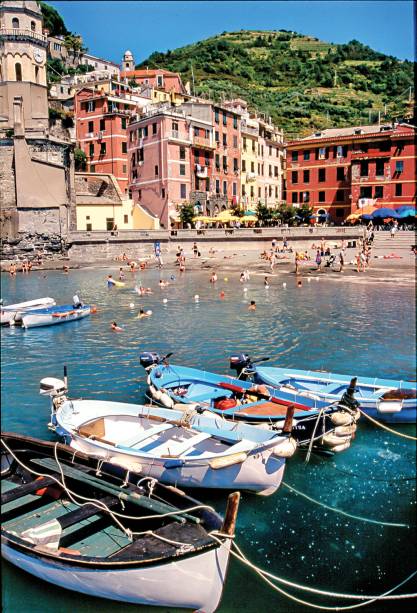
xmin=49 ymin=1 xmax=415 ymax=64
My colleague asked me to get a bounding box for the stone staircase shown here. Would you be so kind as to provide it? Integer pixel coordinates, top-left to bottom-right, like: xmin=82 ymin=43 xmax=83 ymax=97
xmin=371 ymin=230 xmax=415 ymax=253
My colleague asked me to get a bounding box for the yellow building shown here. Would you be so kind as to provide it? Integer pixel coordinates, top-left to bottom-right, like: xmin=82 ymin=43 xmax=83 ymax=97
xmin=75 ymin=172 xmax=159 ymax=231
xmin=241 ymin=116 xmax=259 ymax=210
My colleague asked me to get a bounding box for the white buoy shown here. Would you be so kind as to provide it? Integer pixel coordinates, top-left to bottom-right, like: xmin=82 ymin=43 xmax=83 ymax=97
xmin=194 ymin=294 xmax=199 ymax=301
xmin=243 ymin=287 xmax=248 ymax=292
xmin=163 ymin=298 xmax=168 ymax=304
xmin=146 ymin=310 xmax=152 ymax=315
xmin=129 ymin=302 xmax=135 ymax=308
xmin=283 ymin=282 xmax=287 ymax=288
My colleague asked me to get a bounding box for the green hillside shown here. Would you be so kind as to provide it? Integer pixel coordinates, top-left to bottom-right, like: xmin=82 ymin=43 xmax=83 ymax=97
xmin=136 ymin=30 xmax=415 ymax=137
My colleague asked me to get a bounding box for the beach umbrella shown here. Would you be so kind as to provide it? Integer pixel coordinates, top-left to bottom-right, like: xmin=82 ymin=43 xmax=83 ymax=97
xmin=193 ymin=215 xmax=215 ymax=223
xmin=371 ymin=208 xmax=400 ymax=219
xmin=346 ymin=212 xmax=362 ymax=222
xmin=242 ymin=214 xmax=258 ymax=222
xmin=244 ymin=210 xmax=257 ymax=216
xmin=395 ymin=206 xmax=415 ymax=218
xmin=215 ymin=210 xmax=240 ymax=222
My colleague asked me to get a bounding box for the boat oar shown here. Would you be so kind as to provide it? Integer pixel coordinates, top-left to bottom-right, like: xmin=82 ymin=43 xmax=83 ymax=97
xmin=217 ymin=381 xmax=310 ymax=411
xmin=31 ymin=457 xmax=200 ymax=524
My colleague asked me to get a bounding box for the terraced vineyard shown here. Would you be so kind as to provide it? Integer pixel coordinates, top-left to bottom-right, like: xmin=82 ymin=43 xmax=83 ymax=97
xmin=136 ymin=30 xmax=414 ymax=137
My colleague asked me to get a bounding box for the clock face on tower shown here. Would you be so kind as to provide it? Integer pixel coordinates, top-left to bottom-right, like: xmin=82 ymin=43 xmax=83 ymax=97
xmin=33 ymin=49 xmax=43 ymax=64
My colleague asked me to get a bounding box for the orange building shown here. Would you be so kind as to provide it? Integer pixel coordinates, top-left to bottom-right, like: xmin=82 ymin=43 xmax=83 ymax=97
xmin=75 ymin=86 xmax=145 ymax=193
xmin=120 ymin=68 xmax=187 ymax=95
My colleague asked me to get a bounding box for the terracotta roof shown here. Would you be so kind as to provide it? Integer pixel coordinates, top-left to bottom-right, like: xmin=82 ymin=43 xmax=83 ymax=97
xmin=301 ymin=125 xmax=392 ymax=140
xmin=121 ymin=69 xmax=180 ymax=78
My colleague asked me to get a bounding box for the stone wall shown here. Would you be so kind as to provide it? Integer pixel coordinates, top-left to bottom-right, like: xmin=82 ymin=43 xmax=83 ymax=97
xmin=0 ymin=141 xmax=16 ymax=210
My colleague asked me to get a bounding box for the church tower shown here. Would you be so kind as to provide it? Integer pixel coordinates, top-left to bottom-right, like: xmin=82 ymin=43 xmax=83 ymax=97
xmin=0 ymin=0 xmax=49 ymax=134
xmin=122 ymin=49 xmax=134 ymax=73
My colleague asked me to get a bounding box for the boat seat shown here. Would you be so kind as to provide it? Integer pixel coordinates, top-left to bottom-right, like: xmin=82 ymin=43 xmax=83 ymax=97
xmin=156 ymin=432 xmax=212 ymax=458
xmin=184 ymin=384 xmax=232 ymax=402
xmin=191 ymin=424 xmax=244 ymax=445
xmin=57 ymin=495 xmax=118 ymax=530
xmin=1 ymin=476 xmax=57 ymax=505
xmin=116 ymin=423 xmax=174 ymax=449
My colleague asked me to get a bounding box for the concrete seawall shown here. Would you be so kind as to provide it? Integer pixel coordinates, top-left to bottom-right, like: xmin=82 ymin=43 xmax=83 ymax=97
xmin=67 ymin=226 xmax=363 ymax=262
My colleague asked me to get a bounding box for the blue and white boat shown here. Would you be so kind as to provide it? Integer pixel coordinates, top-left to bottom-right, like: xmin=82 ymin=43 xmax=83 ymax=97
xmin=139 ymin=353 xmax=360 ymax=452
xmin=41 ymin=377 xmax=297 ymax=496
xmin=229 ymin=354 xmax=416 ymax=424
xmin=21 ymin=304 xmax=92 ymax=329
xmin=1 ymin=297 xmax=56 ymax=326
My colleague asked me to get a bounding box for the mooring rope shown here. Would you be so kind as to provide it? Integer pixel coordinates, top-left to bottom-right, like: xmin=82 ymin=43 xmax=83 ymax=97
xmin=305 ymin=407 xmax=325 ymax=463
xmin=358 ymin=408 xmax=417 ymax=440
xmin=281 ymin=481 xmax=411 ymax=528
xmin=209 ymin=534 xmax=417 ymax=610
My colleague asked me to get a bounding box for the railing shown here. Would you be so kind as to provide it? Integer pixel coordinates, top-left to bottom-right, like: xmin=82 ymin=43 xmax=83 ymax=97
xmin=1 ymin=28 xmax=47 ymax=43
xmin=241 ymin=124 xmax=259 ymax=137
xmin=169 ymin=130 xmax=191 ymax=143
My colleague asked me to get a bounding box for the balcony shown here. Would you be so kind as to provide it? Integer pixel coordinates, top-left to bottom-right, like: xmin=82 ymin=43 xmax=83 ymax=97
xmin=1 ymin=27 xmax=47 ymax=45
xmin=193 ymin=135 xmax=215 ymax=150
xmin=241 ymin=123 xmax=259 ymax=137
xmin=169 ymin=130 xmax=191 ymax=144
xmin=351 ymin=151 xmax=391 ymax=160
xmin=246 ymin=172 xmax=257 ymax=182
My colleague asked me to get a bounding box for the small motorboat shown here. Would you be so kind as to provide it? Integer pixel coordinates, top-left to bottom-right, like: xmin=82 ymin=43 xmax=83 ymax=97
xmin=21 ymin=304 xmax=92 ymax=329
xmin=42 ymin=376 xmax=296 ymax=496
xmin=1 ymin=297 xmax=56 ymax=326
xmin=1 ymin=432 xmax=239 ymax=612
xmin=229 ymin=354 xmax=416 ymax=425
xmin=139 ymin=353 xmax=360 ymax=453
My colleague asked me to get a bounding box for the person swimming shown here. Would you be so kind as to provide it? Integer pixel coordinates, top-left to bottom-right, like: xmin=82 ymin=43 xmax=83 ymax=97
xmin=264 ymin=277 xmax=270 ymax=288
xmin=248 ymin=300 xmax=256 ymax=311
xmin=111 ymin=321 xmax=123 ymax=331
xmin=210 ymin=272 xmax=217 ymax=283
xmin=137 ymin=309 xmax=151 ymax=319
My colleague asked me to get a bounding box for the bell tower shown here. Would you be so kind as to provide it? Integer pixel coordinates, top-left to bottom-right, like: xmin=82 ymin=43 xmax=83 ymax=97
xmin=0 ymin=0 xmax=49 ymax=134
xmin=122 ymin=49 xmax=134 ymax=73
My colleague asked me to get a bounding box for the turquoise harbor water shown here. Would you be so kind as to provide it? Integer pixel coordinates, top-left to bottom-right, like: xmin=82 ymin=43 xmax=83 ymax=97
xmin=1 ymin=268 xmax=416 ymax=612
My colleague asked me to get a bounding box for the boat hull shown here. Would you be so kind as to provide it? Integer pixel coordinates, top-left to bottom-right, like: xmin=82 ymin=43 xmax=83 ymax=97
xmin=69 ymin=435 xmax=286 ymax=496
xmin=22 ymin=307 xmax=91 ymax=329
xmin=1 ymin=298 xmax=56 ymax=326
xmin=254 ymin=366 xmax=416 ymax=424
xmin=2 ymin=537 xmax=231 ymax=613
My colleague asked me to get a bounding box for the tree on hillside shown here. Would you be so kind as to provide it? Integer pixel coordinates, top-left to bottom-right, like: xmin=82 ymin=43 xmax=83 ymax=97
xmin=64 ymin=34 xmax=87 ymax=62
xmin=40 ymin=1 xmax=68 ymax=36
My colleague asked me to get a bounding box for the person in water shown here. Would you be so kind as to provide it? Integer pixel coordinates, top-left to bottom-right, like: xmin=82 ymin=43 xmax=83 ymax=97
xmin=119 ymin=267 xmax=125 ymax=281
xmin=111 ymin=321 xmax=123 ymax=331
xmin=248 ymin=300 xmax=256 ymax=311
xmin=210 ymin=272 xmax=217 ymax=283
xmin=107 ymin=274 xmax=116 ymax=286
xmin=137 ymin=309 xmax=151 ymax=319
xmin=264 ymin=277 xmax=270 ymax=288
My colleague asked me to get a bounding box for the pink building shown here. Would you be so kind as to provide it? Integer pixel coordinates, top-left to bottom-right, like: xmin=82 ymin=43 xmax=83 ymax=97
xmin=211 ymin=103 xmax=241 ymax=208
xmin=128 ymin=109 xmax=192 ymax=228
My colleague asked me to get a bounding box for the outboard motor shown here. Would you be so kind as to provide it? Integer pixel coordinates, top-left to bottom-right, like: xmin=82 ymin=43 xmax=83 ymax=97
xmin=39 ymin=377 xmax=67 ymax=398
xmin=339 ymin=377 xmax=360 ymax=413
xmin=230 ymin=353 xmax=252 ymax=379
xmin=139 ymin=352 xmax=161 ymax=371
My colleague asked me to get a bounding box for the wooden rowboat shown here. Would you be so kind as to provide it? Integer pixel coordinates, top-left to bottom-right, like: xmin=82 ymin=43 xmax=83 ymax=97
xmin=1 ymin=432 xmax=239 ymax=612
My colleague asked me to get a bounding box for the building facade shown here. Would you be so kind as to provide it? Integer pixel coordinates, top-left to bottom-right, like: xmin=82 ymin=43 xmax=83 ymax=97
xmin=286 ymin=123 xmax=416 ymax=223
xmin=224 ymin=99 xmax=285 ymax=210
xmin=128 ymin=108 xmax=192 ymax=228
xmin=75 ymin=84 xmax=147 ymax=193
